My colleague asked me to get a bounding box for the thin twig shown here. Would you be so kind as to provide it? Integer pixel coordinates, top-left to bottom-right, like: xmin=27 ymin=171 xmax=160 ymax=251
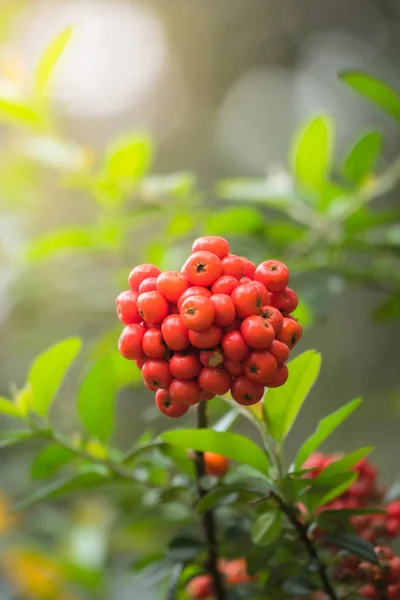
xmin=194 ymin=402 xmax=227 ymax=600
xmin=270 ymin=491 xmax=338 ymax=600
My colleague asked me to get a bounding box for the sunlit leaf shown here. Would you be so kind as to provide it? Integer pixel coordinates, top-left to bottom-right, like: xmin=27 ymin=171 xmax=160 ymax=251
xmin=206 ymin=207 xmax=264 ymax=236
xmin=26 ymin=228 xmax=95 ymax=261
xmin=339 ymin=70 xmax=400 ymax=123
xmin=78 ymin=355 xmax=115 ymax=442
xmin=106 ymin=133 xmax=153 ymax=184
xmin=28 ymin=338 xmax=82 ymax=416
xmin=34 ymin=26 xmax=73 ymax=96
xmin=141 ymin=172 xmax=195 ymax=198
xmin=0 ymin=99 xmax=41 ymax=126
xmin=344 ymin=131 xmax=383 ymax=184
xmin=264 ymin=350 xmax=322 ymax=441
xmin=0 ymin=397 xmax=21 ymax=418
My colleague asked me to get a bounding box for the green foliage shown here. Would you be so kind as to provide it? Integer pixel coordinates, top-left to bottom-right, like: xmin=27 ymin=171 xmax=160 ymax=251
xmin=106 ymin=133 xmax=153 ymax=186
xmin=34 ymin=26 xmax=73 ymax=96
xmin=344 ymin=131 xmax=383 ymax=185
xmin=339 ymin=70 xmax=400 ymax=123
xmin=78 ymin=355 xmax=115 ymax=442
xmin=251 ymin=510 xmax=281 ymax=546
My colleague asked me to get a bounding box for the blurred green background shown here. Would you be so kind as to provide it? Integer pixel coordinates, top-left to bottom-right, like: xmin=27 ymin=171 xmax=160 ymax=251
xmin=0 ymin=0 xmax=400 ymax=598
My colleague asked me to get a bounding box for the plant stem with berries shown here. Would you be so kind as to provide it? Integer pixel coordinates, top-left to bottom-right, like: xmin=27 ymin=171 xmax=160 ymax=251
xmin=194 ymin=401 xmax=227 ymax=600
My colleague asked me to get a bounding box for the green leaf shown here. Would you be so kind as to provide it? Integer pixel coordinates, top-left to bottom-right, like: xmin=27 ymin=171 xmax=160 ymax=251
xmin=213 ymin=409 xmax=239 ymax=432
xmin=339 ymin=70 xmax=400 ymax=124
xmin=318 ymin=508 xmax=386 ymax=523
xmin=166 ymin=563 xmax=183 ymax=600
xmin=160 ymin=429 xmax=269 ymax=475
xmin=316 ymin=447 xmax=373 ymax=483
xmin=106 ymin=133 xmax=153 ymax=184
xmin=167 ymin=535 xmax=203 ymax=562
xmin=0 ymin=397 xmax=22 ymax=418
xmin=34 ymin=26 xmax=73 ymax=96
xmin=77 ymin=355 xmax=115 ymax=442
xmin=0 ymin=99 xmax=41 ymax=126
xmin=283 ymin=576 xmax=318 ymax=596
xmin=28 ymin=338 xmax=82 ymax=416
xmin=31 ymin=444 xmax=74 ymax=479
xmin=294 ymin=398 xmax=363 ymax=470
xmin=291 ymin=115 xmax=333 ymax=194
xmin=26 ymin=228 xmax=95 ymax=261
xmin=373 ymin=295 xmax=400 ymax=321
xmin=251 ymin=510 xmax=281 ymax=546
xmin=306 ymin=472 xmax=357 ymax=513
xmin=264 ymin=350 xmax=322 ymax=441
xmin=326 ymin=533 xmax=378 ymax=565
xmin=0 ymin=430 xmax=37 ymax=448
xmin=197 ymin=487 xmax=239 ymax=513
xmin=344 ymin=131 xmax=383 ymax=185
xmin=206 ymin=207 xmax=264 ymax=236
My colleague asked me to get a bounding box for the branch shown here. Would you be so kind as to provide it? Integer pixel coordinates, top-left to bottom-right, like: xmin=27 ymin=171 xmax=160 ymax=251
xmin=270 ymin=491 xmax=338 ymax=600
xmin=194 ymin=402 xmax=227 ymax=600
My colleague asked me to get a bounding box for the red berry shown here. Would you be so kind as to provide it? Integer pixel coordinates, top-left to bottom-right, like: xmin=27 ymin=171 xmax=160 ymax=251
xmin=251 ymin=281 xmax=271 ymax=305
xmin=358 ymin=585 xmax=379 ymax=599
xmin=156 ymin=271 xmax=189 ymax=303
xmin=198 ymin=368 xmax=231 ymax=395
xmin=387 ymin=502 xmax=400 ymax=520
xmin=144 ymin=380 xmax=159 ymax=392
xmin=129 ymin=264 xmax=161 ymax=291
xmin=271 ymin=287 xmax=298 ymax=315
xmin=241 ymin=257 xmax=256 ymax=279
xmin=239 ymin=277 xmax=252 ymax=285
xmin=200 ymin=347 xmax=224 ymax=368
xmin=388 ymin=584 xmax=400 ymax=599
xmin=192 ymin=236 xmax=230 ymax=259
xmin=177 ymin=286 xmax=211 ymax=311
xmin=200 ymin=390 xmax=216 ymax=401
xmin=118 ymin=324 xmax=145 ymax=359
xmin=142 ymin=328 xmax=169 ymax=359
xmin=231 ymin=375 xmax=264 ymax=405
xmin=161 ymin=314 xmax=189 ymax=351
xmin=231 ymin=283 xmax=263 ymax=318
xmin=211 ymin=275 xmax=239 ymax=295
xmin=269 ymin=339 xmax=290 ymax=364
xmin=189 ymin=325 xmax=223 ymax=349
xmin=222 ymin=330 xmax=249 ymax=362
xmin=182 ymin=251 xmax=222 ymax=287
xmin=137 ymin=291 xmax=169 ymax=324
xmin=224 ymin=318 xmax=241 ymax=333
xmin=221 ymin=254 xmax=244 ymax=280
xmin=169 ymin=352 xmax=202 ymax=379
xmin=240 ymin=315 xmax=275 ymax=350
xmin=243 ymin=351 xmax=277 ymax=384
xmin=116 ymin=290 xmax=141 ymax=325
xmin=204 ymin=452 xmax=230 ymax=477
xmin=180 ymin=295 xmax=215 ymax=331
xmin=135 ymin=358 xmax=146 ymax=369
xmin=169 ymin=378 xmax=202 ymax=405
xmin=138 ymin=277 xmax=158 ymax=294
xmin=266 ymin=364 xmax=288 ymax=387
xmin=259 ymin=305 xmax=283 ymax=335
xmin=223 ymin=358 xmax=243 ymax=377
xmin=278 ymin=317 xmax=303 ymax=349
xmin=210 ymin=294 xmax=236 ymax=326
xmin=142 ymin=359 xmax=172 ymax=390
xmin=186 ymin=574 xmax=213 ymax=599
xmin=254 ymin=260 xmax=289 ymax=292
xmin=155 ymin=389 xmax=189 ymax=418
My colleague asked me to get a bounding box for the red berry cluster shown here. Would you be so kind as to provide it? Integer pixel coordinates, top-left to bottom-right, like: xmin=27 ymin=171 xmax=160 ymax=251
xmin=116 ymin=236 xmax=302 ymax=417
xmin=186 ymin=558 xmax=255 ymax=599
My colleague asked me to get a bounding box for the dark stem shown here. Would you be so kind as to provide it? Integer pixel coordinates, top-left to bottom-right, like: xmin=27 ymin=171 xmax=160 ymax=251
xmin=194 ymin=401 xmax=227 ymax=600
xmin=270 ymin=491 xmax=338 ymax=600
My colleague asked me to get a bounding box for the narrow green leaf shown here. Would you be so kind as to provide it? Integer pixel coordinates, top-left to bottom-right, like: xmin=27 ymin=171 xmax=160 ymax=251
xmin=28 ymin=338 xmax=82 ymax=416
xmin=106 ymin=133 xmax=153 ymax=183
xmin=31 ymin=444 xmax=74 ymax=479
xmin=326 ymin=533 xmax=379 ymax=564
xmin=26 ymin=228 xmax=95 ymax=261
xmin=291 ymin=115 xmax=334 ymax=194
xmin=264 ymin=350 xmax=322 ymax=441
xmin=318 ymin=508 xmax=386 ymax=522
xmin=77 ymin=355 xmax=115 ymax=442
xmin=339 ymin=70 xmax=400 ymax=124
xmin=294 ymin=398 xmax=362 ymax=470
xmin=0 ymin=430 xmax=36 ymax=448
xmin=206 ymin=207 xmax=264 ymax=236
xmin=373 ymin=295 xmax=400 ymax=321
xmin=34 ymin=26 xmax=73 ymax=96
xmin=316 ymin=447 xmax=373 ymax=482
xmin=197 ymin=488 xmax=239 ymax=513
xmin=0 ymin=397 xmax=22 ymax=418
xmin=251 ymin=510 xmax=281 ymax=546
xmin=344 ymin=131 xmax=383 ymax=184
xmin=0 ymin=99 xmax=41 ymax=126
xmin=160 ymin=429 xmax=269 ymax=475
xmin=307 ymin=472 xmax=357 ymax=513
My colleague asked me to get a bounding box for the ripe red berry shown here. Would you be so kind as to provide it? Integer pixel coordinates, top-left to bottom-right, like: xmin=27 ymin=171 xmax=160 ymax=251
xmin=142 ymin=359 xmax=172 ymax=389
xmin=180 ymin=295 xmax=215 ymax=331
xmin=169 ymin=352 xmax=202 ymax=379
xmin=240 ymin=315 xmax=275 ymax=350
xmin=169 ymin=378 xmax=202 ymax=405
xmin=156 ymin=271 xmax=189 ymax=303
xmin=135 ymin=358 xmax=146 ymax=369
xmin=177 ymin=286 xmax=211 ymax=311
xmin=161 ymin=314 xmax=189 ymax=351
xmin=186 ymin=574 xmax=213 ymax=599
xmin=231 ymin=375 xmax=264 ymax=405
xmin=231 ymin=283 xmax=263 ymax=318
xmin=278 ymin=317 xmax=303 ymax=349
xmin=254 ymin=260 xmax=289 ymax=292
xmin=222 ymin=330 xmax=249 ymax=362
xmin=116 ymin=290 xmax=141 ymax=325
xmin=204 ymin=452 xmax=230 ymax=477
xmin=243 ymin=351 xmax=277 ymax=384
xmin=200 ymin=390 xmax=216 ymax=401
xmin=198 ymin=367 xmax=231 ymax=395
xmin=266 ymin=364 xmax=288 ymax=387
xmin=239 ymin=277 xmax=252 ymax=285
xmin=210 ymin=294 xmax=236 ymax=326
xmin=241 ymin=257 xmax=256 ymax=279
xmin=200 ymin=347 xmax=224 ymax=368
xmin=129 ymin=264 xmax=161 ymax=291
xmin=211 ymin=275 xmax=239 ymax=295
xmin=144 ymin=381 xmax=159 ymax=392
xmin=269 ymin=339 xmax=290 ymax=364
xmin=137 ymin=291 xmax=169 ymax=324
xmin=138 ymin=277 xmax=158 ymax=294
xmin=223 ymin=358 xmax=243 ymax=376
xmin=192 ymin=236 xmax=230 ymax=259
xmin=251 ymin=281 xmax=271 ymax=305
xmin=155 ymin=389 xmax=190 ymax=418
xmin=221 ymin=254 xmax=244 ymax=280
xmin=118 ymin=324 xmax=145 ymax=359
xmin=271 ymin=287 xmax=298 ymax=314
xmin=142 ymin=328 xmax=169 ymax=359
xmin=189 ymin=325 xmax=223 ymax=349
xmin=259 ymin=305 xmax=283 ymax=335
xmin=182 ymin=251 xmax=222 ymax=287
